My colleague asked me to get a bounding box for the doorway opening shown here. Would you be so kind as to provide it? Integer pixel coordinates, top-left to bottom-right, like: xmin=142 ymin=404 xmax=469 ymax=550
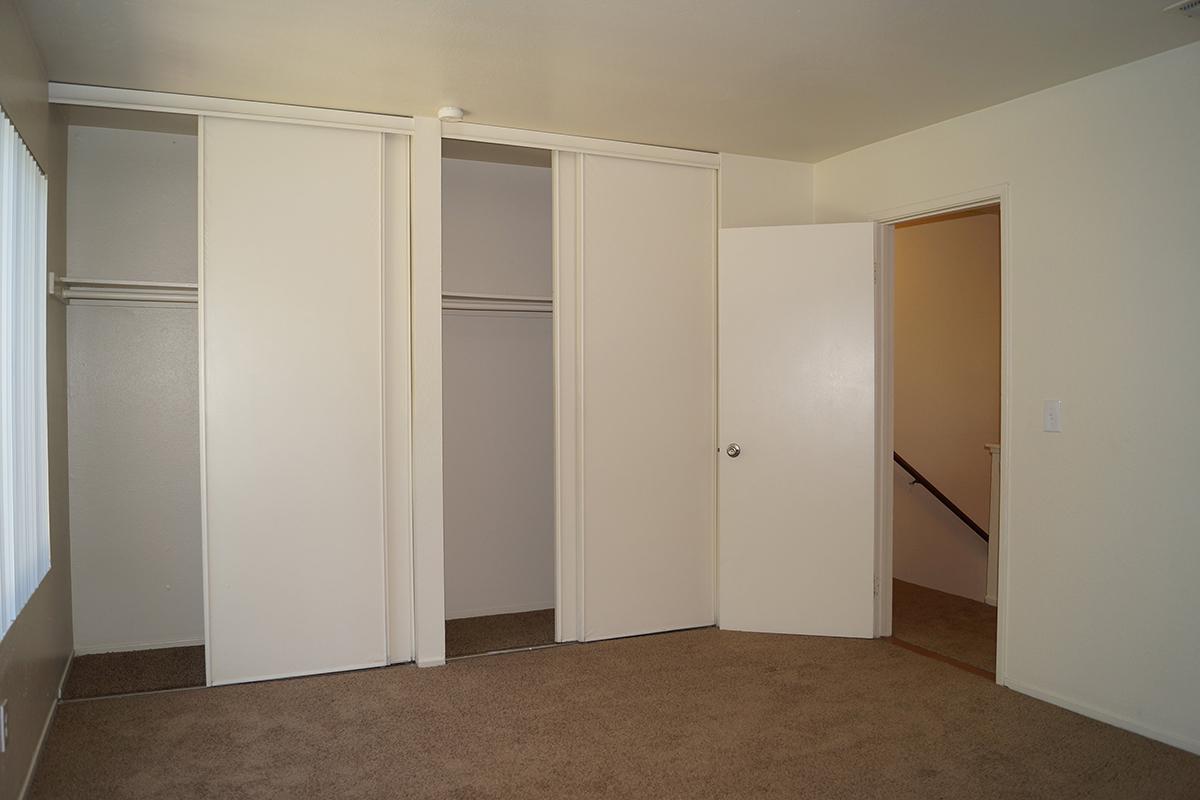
xmin=440 ymin=139 xmax=557 ymax=658
xmin=883 ymin=203 xmax=1002 ymax=678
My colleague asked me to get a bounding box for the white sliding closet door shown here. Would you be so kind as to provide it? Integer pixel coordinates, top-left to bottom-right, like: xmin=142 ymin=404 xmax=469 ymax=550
xmin=579 ymin=154 xmax=716 ymax=641
xmin=202 ymin=118 xmax=409 ymax=684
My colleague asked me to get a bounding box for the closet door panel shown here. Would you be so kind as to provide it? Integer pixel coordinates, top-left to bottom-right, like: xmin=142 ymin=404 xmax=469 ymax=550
xmin=202 ymin=117 xmax=387 ymax=684
xmin=580 ymin=155 xmax=716 ymax=640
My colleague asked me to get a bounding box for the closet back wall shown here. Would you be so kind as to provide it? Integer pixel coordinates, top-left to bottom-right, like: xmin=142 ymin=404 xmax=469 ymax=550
xmin=442 ymin=155 xmax=554 ymax=619
xmin=66 ymin=123 xmax=202 ymax=654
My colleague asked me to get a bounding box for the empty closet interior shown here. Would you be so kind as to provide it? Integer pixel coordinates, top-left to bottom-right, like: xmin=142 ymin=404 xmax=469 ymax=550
xmin=441 ymin=139 xmax=555 ymax=657
xmin=57 ymin=106 xmax=206 ymax=698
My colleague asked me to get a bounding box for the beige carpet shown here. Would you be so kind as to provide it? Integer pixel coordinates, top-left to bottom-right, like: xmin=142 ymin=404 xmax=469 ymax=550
xmin=445 ymin=609 xmax=555 ymax=658
xmin=892 ymin=579 xmax=998 ymax=673
xmin=61 ymin=646 xmax=206 ymax=700
xmin=32 ymin=628 xmax=1200 ymax=799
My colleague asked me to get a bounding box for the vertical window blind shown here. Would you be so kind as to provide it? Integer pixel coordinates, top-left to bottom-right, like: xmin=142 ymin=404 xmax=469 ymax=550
xmin=0 ymin=105 xmax=50 ymax=638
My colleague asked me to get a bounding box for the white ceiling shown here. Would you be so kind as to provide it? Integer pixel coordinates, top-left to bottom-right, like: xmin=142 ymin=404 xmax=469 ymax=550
xmin=20 ymin=0 xmax=1200 ymax=161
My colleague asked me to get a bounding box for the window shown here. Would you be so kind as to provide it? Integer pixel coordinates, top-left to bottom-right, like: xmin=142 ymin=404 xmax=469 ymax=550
xmin=0 ymin=105 xmax=50 ymax=638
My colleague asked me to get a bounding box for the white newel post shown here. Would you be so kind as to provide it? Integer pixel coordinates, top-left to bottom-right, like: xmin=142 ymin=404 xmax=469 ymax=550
xmin=985 ymin=443 xmax=1001 ymax=606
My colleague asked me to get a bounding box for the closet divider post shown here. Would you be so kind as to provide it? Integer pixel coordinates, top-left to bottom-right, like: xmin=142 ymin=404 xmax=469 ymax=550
xmin=410 ymin=117 xmax=447 ymax=667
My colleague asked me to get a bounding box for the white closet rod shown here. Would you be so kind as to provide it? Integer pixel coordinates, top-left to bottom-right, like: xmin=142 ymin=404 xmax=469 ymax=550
xmin=50 ymin=274 xmax=199 ymax=306
xmin=442 ymin=291 xmax=553 ymax=315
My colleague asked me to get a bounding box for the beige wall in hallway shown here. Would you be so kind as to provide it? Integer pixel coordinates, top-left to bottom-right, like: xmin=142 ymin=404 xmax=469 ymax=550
xmin=893 ymin=210 xmax=999 ymax=601
xmin=0 ymin=0 xmax=72 ymax=796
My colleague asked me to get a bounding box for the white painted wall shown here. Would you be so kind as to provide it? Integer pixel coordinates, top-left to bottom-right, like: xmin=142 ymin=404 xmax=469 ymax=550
xmin=442 ymin=158 xmax=552 ymax=297
xmin=814 ymin=41 xmax=1200 ymax=753
xmin=442 ymin=157 xmax=554 ymax=619
xmin=719 ymin=153 xmax=813 ymax=228
xmin=67 ymin=307 xmax=202 ymax=652
xmin=65 ymin=124 xmax=202 ymax=653
xmin=442 ymin=313 xmax=554 ymax=618
xmin=893 ymin=212 xmax=999 ymax=602
xmin=66 ymin=126 xmax=197 ymax=282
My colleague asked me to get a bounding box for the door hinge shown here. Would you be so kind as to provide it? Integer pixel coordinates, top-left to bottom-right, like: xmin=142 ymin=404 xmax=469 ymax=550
xmin=874 ymin=262 xmax=879 ymax=285
xmin=873 ymin=576 xmax=880 ymax=597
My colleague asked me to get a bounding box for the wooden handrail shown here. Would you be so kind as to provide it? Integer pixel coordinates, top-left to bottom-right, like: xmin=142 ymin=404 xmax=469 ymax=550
xmin=893 ymin=452 xmax=989 ymax=543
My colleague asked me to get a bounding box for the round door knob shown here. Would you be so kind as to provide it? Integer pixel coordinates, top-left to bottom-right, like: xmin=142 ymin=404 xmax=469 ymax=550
xmin=726 ymin=443 xmax=741 ymax=458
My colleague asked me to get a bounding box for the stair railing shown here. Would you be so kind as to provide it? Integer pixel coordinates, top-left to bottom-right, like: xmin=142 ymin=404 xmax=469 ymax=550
xmin=893 ymin=452 xmax=989 ymax=542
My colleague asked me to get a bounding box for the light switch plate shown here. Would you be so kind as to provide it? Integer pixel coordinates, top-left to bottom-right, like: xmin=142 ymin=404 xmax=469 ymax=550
xmin=1044 ymin=399 xmax=1063 ymax=432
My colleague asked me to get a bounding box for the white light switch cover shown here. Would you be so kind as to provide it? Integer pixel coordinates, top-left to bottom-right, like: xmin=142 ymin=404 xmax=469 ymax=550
xmin=1044 ymin=399 xmax=1063 ymax=432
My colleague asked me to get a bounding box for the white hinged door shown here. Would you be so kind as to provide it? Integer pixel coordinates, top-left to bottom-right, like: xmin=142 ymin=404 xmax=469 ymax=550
xmin=718 ymin=223 xmax=877 ymax=638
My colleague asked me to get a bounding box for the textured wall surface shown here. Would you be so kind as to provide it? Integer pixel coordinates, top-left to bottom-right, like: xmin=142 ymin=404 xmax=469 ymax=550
xmin=67 ymin=307 xmax=202 ymax=652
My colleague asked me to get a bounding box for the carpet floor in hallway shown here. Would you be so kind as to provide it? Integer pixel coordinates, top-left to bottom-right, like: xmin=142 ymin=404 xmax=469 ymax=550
xmin=892 ymin=578 xmax=998 ymax=673
xmin=31 ymin=628 xmax=1200 ymax=799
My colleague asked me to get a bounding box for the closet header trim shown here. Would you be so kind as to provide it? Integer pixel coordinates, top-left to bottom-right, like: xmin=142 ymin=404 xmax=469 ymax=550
xmin=49 ymin=84 xmax=416 ymax=135
xmin=50 ymin=85 xmax=719 ymax=167
xmin=444 ymin=122 xmax=720 ymax=170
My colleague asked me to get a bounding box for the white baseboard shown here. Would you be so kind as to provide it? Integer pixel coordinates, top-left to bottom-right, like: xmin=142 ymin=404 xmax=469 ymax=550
xmin=1005 ymin=678 xmax=1200 ymax=756
xmin=445 ymin=602 xmax=554 ymax=621
xmin=417 ymin=657 xmax=446 ymax=668
xmin=18 ymin=654 xmax=72 ymax=800
xmin=73 ymin=636 xmax=204 ymax=656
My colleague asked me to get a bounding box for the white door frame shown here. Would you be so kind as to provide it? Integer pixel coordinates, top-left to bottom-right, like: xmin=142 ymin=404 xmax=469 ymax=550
xmin=871 ymin=184 xmax=1011 ymax=685
xmin=425 ymin=136 xmax=585 ymax=649
xmin=551 ymin=150 xmax=583 ymax=644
